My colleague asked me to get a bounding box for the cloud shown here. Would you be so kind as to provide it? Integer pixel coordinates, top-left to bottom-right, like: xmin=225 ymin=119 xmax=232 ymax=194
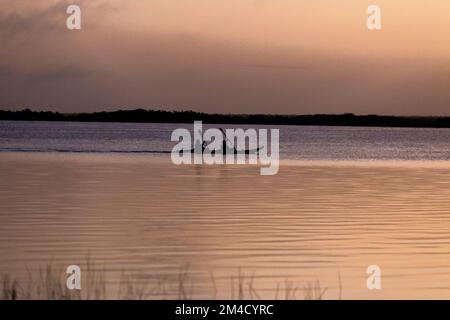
xmin=0 ymin=0 xmax=115 ymax=42
xmin=0 ymin=1 xmax=450 ymax=115
xmin=239 ymin=64 xmax=308 ymax=70
xmin=0 ymin=65 xmax=12 ymax=80
xmin=25 ymin=64 xmax=89 ymax=83
xmin=0 ymin=1 xmax=66 ymax=41
xmin=0 ymin=62 xmax=88 ymax=87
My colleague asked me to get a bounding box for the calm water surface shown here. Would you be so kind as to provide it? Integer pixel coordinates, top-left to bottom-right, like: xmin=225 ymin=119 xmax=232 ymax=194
xmin=1 ymin=120 xmax=450 ymax=160
xmin=1 ymin=121 xmax=450 ymax=299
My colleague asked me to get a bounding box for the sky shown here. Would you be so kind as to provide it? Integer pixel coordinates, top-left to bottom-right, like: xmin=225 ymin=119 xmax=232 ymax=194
xmin=0 ymin=0 xmax=449 ymax=115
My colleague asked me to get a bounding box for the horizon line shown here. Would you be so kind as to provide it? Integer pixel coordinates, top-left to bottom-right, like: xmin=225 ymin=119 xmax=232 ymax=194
xmin=2 ymin=108 xmax=450 ymax=119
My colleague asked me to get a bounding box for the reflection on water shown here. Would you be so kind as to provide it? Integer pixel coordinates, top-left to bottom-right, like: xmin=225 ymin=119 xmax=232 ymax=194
xmin=1 ymin=153 xmax=450 ymax=299
xmin=2 ymin=121 xmax=450 ymax=161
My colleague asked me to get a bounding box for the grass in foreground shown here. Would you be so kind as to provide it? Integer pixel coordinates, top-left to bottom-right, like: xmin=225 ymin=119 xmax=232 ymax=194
xmin=1 ymin=259 xmax=341 ymax=300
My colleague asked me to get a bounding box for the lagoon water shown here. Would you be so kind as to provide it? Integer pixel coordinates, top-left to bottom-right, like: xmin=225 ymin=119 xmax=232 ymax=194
xmin=1 ymin=121 xmax=450 ymax=299
xmin=1 ymin=121 xmax=450 ymax=161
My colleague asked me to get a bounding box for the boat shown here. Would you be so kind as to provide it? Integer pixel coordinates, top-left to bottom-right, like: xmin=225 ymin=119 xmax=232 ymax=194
xmin=180 ymin=146 xmax=263 ymax=155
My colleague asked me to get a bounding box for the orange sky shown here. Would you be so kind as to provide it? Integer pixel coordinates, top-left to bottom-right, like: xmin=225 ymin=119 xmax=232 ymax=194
xmin=1 ymin=0 xmax=450 ymax=115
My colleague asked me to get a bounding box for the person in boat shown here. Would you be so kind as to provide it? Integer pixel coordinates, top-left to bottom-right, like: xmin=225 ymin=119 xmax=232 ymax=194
xmin=219 ymin=128 xmax=237 ymax=155
xmin=179 ymin=141 xmax=206 ymax=155
xmin=218 ymin=128 xmax=263 ymax=155
xmin=179 ymin=128 xmax=260 ymax=155
xmin=195 ymin=141 xmax=207 ymax=154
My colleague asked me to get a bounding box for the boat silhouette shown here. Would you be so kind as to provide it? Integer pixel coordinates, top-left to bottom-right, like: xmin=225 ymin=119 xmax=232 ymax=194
xmin=180 ymin=145 xmax=263 ymax=155
xmin=179 ymin=128 xmax=263 ymax=155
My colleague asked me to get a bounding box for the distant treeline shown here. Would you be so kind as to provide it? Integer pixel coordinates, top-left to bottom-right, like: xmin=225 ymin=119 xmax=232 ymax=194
xmin=1 ymin=108 xmax=450 ymax=128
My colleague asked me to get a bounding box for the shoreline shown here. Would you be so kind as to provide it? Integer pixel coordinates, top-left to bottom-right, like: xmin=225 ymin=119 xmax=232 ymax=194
xmin=3 ymin=110 xmax=450 ymax=129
